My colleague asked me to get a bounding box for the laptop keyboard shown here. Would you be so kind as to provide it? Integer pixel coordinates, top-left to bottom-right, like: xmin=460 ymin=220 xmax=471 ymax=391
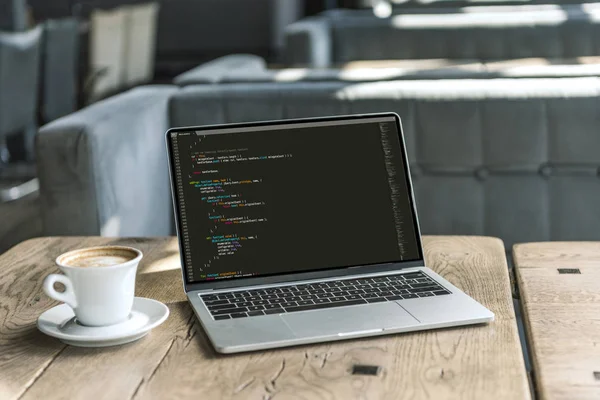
xmin=201 ymin=271 xmax=451 ymax=320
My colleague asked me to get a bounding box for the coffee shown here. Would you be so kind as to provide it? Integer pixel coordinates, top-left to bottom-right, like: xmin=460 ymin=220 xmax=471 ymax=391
xmin=59 ymin=247 xmax=138 ymax=268
xmin=47 ymin=245 xmax=143 ymax=326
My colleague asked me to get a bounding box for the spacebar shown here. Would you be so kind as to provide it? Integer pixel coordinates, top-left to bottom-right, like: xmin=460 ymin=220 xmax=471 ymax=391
xmin=285 ymin=299 xmax=367 ymax=313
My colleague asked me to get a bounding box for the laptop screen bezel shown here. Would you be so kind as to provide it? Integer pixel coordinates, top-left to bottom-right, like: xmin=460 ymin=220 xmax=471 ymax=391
xmin=165 ymin=113 xmax=425 ymax=293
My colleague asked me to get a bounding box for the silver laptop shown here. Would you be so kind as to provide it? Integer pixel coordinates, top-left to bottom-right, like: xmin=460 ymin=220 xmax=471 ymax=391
xmin=166 ymin=113 xmax=493 ymax=354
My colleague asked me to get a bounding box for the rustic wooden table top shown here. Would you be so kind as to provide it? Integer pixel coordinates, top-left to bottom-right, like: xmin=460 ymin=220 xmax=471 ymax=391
xmin=1 ymin=236 xmax=529 ymax=400
xmin=513 ymin=242 xmax=600 ymax=400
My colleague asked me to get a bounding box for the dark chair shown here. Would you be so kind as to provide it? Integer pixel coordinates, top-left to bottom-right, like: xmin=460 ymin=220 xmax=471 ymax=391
xmin=40 ymin=18 xmax=80 ymax=123
xmin=0 ymin=0 xmax=28 ymax=32
xmin=0 ymin=26 xmax=43 ymax=202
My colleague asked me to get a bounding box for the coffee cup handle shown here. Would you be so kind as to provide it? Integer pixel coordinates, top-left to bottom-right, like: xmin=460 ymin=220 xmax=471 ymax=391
xmin=43 ymin=274 xmax=78 ymax=309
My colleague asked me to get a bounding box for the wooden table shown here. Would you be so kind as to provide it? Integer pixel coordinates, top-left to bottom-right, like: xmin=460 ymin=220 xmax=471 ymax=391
xmin=513 ymin=242 xmax=600 ymax=400
xmin=1 ymin=236 xmax=529 ymax=400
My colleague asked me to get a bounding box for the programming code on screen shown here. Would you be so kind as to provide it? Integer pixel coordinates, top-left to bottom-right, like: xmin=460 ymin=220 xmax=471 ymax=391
xmin=170 ymin=117 xmax=421 ymax=284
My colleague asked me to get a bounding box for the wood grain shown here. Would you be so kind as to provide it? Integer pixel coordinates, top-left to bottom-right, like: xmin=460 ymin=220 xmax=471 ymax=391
xmin=513 ymin=242 xmax=600 ymax=400
xmin=0 ymin=236 xmax=529 ymax=400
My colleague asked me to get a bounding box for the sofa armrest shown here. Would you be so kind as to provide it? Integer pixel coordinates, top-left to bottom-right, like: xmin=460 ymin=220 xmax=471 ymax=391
xmin=173 ymin=54 xmax=267 ymax=86
xmin=283 ymin=17 xmax=332 ymax=68
xmin=36 ymin=85 xmax=178 ymax=237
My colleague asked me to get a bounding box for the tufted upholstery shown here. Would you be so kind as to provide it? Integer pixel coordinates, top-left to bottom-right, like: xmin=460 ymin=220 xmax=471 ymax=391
xmin=284 ymin=3 xmax=600 ymax=67
xmin=169 ymin=79 xmax=600 ymax=247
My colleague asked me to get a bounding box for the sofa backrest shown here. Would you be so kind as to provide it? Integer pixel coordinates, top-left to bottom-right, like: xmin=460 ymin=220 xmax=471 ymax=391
xmin=332 ymin=4 xmax=600 ymax=62
xmin=285 ymin=3 xmax=600 ymax=66
xmin=169 ymin=78 xmax=600 ymax=247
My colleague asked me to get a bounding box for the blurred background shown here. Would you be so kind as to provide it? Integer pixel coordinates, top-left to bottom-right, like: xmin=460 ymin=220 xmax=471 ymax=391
xmin=2 ymin=0 xmax=600 ymax=257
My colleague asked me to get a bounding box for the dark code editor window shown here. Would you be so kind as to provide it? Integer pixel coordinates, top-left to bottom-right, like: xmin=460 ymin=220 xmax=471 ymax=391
xmin=170 ymin=117 xmax=420 ymax=284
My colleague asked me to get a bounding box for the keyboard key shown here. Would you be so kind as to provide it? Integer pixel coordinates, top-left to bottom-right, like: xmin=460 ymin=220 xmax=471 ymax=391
xmin=247 ymin=305 xmax=265 ymax=311
xmin=411 ymin=283 xmax=438 ymax=289
xmin=418 ymin=292 xmax=435 ymax=297
xmin=433 ymin=290 xmax=451 ymax=296
xmin=231 ymin=313 xmax=248 ymax=318
xmin=297 ymin=300 xmax=315 ymax=306
xmin=269 ymin=298 xmax=286 ymax=304
xmin=346 ymin=295 xmax=362 ymax=301
xmin=212 ymin=307 xmax=247 ymax=315
xmin=386 ymin=295 xmax=404 ymax=301
xmin=410 ymin=286 xmax=440 ymax=293
xmin=236 ymin=301 xmax=253 ymax=307
xmin=403 ymin=273 xmax=423 ymax=279
xmin=301 ymin=295 xmax=318 ymax=300
xmin=204 ymin=299 xmax=229 ymax=306
xmin=334 ymin=291 xmax=350 ymax=297
xmin=287 ymin=296 xmax=302 ymax=302
xmin=366 ymin=298 xmax=387 ymax=303
xmin=202 ymin=295 xmax=219 ymax=301
xmin=265 ymin=308 xmax=284 ymax=315
xmin=264 ymin=303 xmax=282 ymax=310
xmin=247 ymin=311 xmax=265 ymax=317
xmin=218 ymin=293 xmax=234 ymax=299
xmin=347 ymin=290 xmax=364 ymax=295
xmin=316 ymin=293 xmax=333 ymax=299
xmin=403 ymin=293 xmax=418 ymax=299
xmin=247 ymin=296 xmax=261 ymax=301
xmin=208 ymin=303 xmax=236 ymax=311
xmin=371 ymin=282 xmax=388 ymax=288
xmin=261 ymin=294 xmax=278 ymax=300
xmin=253 ymin=300 xmax=269 ymax=305
xmin=313 ymin=298 xmax=330 ymax=304
xmin=330 ymin=296 xmax=346 ymax=302
xmin=285 ymin=299 xmax=367 ymax=313
xmin=379 ymin=291 xmax=393 ymax=297
xmin=213 ymin=315 xmax=230 ymax=320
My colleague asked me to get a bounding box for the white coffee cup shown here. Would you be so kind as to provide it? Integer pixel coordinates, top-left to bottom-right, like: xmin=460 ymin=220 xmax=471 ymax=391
xmin=43 ymin=246 xmax=143 ymax=327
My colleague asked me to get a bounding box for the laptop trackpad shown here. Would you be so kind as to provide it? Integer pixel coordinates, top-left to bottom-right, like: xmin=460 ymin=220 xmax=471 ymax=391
xmin=281 ymin=302 xmax=419 ymax=337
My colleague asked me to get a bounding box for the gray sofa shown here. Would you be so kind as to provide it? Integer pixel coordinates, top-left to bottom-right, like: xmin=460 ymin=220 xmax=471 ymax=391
xmin=173 ymin=54 xmax=600 ymax=85
xmin=0 ymin=0 xmax=28 ymax=31
xmin=284 ymin=3 xmax=600 ymax=67
xmin=37 ymin=75 xmax=600 ymax=247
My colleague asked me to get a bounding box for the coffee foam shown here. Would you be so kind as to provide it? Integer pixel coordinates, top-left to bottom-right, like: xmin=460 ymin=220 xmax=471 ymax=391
xmin=60 ymin=247 xmax=138 ymax=268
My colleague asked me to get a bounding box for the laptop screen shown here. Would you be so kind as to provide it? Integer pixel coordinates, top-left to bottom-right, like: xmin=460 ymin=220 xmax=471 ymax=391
xmin=168 ymin=115 xmax=422 ymax=285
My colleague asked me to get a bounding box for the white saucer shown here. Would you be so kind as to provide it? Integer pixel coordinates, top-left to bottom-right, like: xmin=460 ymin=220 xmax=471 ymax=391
xmin=37 ymin=297 xmax=169 ymax=347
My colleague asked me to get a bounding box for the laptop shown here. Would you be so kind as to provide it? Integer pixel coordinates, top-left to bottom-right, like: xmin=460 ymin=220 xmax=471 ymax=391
xmin=166 ymin=113 xmax=494 ymax=354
